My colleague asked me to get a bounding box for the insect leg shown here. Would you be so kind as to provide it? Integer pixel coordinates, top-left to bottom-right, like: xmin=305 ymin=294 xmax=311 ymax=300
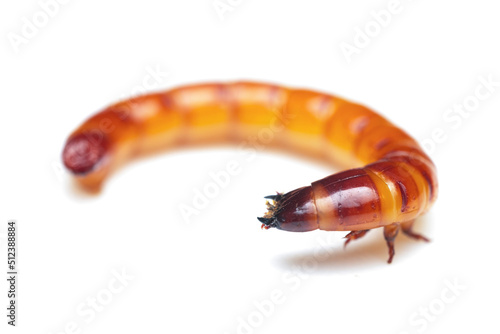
xmin=401 ymin=220 xmax=430 ymax=242
xmin=344 ymin=230 xmax=370 ymax=249
xmin=383 ymin=223 xmax=400 ymax=264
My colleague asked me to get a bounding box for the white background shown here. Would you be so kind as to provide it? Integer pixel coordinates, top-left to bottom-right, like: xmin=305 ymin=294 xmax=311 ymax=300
xmin=1 ymin=0 xmax=499 ymax=333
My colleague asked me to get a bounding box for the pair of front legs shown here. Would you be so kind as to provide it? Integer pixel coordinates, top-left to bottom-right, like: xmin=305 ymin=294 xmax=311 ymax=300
xmin=344 ymin=221 xmax=429 ymax=263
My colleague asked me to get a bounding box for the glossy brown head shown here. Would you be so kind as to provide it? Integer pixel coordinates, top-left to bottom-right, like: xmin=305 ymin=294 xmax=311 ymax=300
xmin=258 ymin=186 xmax=319 ymax=232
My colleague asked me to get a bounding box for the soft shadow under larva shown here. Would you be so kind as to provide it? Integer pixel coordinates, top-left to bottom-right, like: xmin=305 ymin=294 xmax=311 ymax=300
xmin=272 ymin=217 xmax=431 ymax=272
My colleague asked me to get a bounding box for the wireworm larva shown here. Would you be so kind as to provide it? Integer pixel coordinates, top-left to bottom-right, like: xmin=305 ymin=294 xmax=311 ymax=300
xmin=63 ymin=81 xmax=438 ymax=263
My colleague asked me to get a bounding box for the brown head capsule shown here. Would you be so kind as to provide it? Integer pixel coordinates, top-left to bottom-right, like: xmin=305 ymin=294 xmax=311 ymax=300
xmin=258 ymin=187 xmax=319 ymax=232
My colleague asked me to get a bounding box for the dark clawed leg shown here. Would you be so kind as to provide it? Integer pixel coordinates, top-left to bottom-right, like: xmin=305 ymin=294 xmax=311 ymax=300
xmin=344 ymin=230 xmax=369 ymax=249
xmin=383 ymin=223 xmax=400 ymax=264
xmin=401 ymin=220 xmax=430 ymax=242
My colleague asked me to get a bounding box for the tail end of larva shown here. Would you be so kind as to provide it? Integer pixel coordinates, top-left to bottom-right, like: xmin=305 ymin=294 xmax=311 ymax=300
xmin=62 ymin=133 xmax=109 ymax=192
xmin=62 ymin=133 xmax=107 ymax=174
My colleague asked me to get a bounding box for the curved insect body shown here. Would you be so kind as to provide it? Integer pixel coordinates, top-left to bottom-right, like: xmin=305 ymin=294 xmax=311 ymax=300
xmin=63 ymin=81 xmax=438 ymax=263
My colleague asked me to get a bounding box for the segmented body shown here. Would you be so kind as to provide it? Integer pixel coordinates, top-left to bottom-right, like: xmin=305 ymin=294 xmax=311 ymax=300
xmin=63 ymin=81 xmax=438 ymax=263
